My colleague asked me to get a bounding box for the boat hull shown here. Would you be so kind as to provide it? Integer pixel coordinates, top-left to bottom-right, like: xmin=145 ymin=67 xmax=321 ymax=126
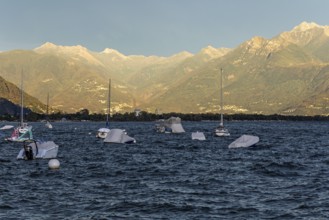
xmin=215 ymin=128 xmax=230 ymax=137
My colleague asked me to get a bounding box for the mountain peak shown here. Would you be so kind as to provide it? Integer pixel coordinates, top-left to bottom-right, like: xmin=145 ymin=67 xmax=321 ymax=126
xmin=292 ymin=22 xmax=321 ymax=32
xmin=277 ymin=21 xmax=329 ymax=47
xmin=250 ymin=36 xmax=267 ymax=43
xmin=200 ymin=45 xmax=217 ymax=54
xmin=198 ymin=45 xmax=231 ymax=59
xmin=34 ymin=42 xmax=88 ymax=53
xmin=34 ymin=43 xmax=103 ymax=65
xmin=171 ymin=51 xmax=193 ymax=58
xmin=102 ymin=48 xmax=124 ymax=55
xmin=35 ymin=42 xmax=57 ymax=50
xmin=101 ymin=48 xmax=127 ymax=60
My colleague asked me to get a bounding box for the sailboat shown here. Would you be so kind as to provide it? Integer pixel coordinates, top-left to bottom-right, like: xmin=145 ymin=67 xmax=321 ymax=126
xmin=215 ymin=68 xmax=230 ymax=137
xmin=45 ymin=93 xmax=53 ymax=129
xmin=155 ymin=116 xmax=185 ymax=133
xmin=96 ymin=79 xmax=111 ymax=138
xmin=101 ymin=80 xmax=136 ymax=144
xmin=5 ymin=73 xmax=33 ymax=142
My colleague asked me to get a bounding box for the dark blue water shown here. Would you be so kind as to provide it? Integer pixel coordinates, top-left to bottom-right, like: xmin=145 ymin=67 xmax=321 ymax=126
xmin=1 ymin=121 xmax=329 ymax=219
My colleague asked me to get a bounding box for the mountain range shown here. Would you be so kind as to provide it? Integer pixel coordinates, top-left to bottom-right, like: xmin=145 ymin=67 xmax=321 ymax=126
xmin=0 ymin=21 xmax=329 ymax=116
xmin=0 ymin=75 xmax=46 ymax=114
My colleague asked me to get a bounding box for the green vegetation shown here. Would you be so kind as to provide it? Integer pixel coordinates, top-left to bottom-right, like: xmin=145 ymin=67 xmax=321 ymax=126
xmin=1 ymin=110 xmax=328 ymax=122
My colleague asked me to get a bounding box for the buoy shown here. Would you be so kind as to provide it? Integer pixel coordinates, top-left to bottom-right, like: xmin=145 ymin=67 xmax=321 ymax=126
xmin=48 ymin=159 xmax=60 ymax=169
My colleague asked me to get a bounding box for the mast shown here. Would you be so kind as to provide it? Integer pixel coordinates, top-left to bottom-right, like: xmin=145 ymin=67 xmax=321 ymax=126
xmin=106 ymin=79 xmax=111 ymax=127
xmin=220 ymin=68 xmax=224 ymax=127
xmin=20 ymin=71 xmax=24 ymax=127
xmin=46 ymin=92 xmax=49 ymax=116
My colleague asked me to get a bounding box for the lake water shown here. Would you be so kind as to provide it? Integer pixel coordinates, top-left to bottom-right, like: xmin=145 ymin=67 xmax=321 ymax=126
xmin=0 ymin=121 xmax=329 ymax=219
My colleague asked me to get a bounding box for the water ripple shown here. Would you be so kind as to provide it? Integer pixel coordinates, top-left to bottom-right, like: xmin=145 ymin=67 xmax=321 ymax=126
xmin=0 ymin=121 xmax=329 ymax=219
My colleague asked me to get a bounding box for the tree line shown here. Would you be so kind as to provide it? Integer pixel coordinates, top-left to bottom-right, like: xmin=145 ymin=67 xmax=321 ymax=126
xmin=0 ymin=108 xmax=329 ymax=122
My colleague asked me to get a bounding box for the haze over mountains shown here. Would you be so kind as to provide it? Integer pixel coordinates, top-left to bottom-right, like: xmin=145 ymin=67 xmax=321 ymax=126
xmin=0 ymin=21 xmax=329 ymax=116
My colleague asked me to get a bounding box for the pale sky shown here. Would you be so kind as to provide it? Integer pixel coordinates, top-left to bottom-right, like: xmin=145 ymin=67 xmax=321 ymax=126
xmin=1 ymin=0 xmax=329 ymax=56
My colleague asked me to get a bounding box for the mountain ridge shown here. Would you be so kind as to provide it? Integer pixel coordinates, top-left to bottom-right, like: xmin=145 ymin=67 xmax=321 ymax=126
xmin=1 ymin=21 xmax=329 ymax=116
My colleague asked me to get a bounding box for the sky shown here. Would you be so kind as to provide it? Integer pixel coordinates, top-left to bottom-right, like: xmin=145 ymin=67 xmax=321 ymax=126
xmin=1 ymin=0 xmax=329 ymax=57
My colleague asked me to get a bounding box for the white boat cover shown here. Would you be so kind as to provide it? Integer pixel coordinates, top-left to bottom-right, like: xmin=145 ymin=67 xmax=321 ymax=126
xmin=98 ymin=128 xmax=110 ymax=133
xmin=191 ymin=132 xmax=206 ymax=140
xmin=103 ymin=128 xmax=136 ymax=144
xmin=17 ymin=141 xmax=59 ymax=159
xmin=228 ymin=135 xmax=259 ymax=148
xmin=0 ymin=125 xmax=14 ymax=130
xmin=164 ymin=117 xmax=185 ymax=133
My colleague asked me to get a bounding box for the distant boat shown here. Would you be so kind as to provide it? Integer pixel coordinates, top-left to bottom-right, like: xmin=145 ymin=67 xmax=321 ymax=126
xmin=1 ymin=125 xmax=16 ymax=140
xmin=155 ymin=117 xmax=185 ymax=133
xmin=191 ymin=131 xmax=206 ymax=140
xmin=6 ymin=73 xmax=33 ymax=142
xmin=0 ymin=125 xmax=14 ymax=130
xmin=155 ymin=119 xmax=166 ymax=133
xmin=215 ymin=68 xmax=230 ymax=137
xmin=45 ymin=121 xmax=52 ymax=129
xmin=97 ymin=79 xmax=111 ymax=138
xmin=45 ymin=93 xmax=53 ymax=129
xmin=228 ymin=135 xmax=259 ymax=148
xmin=103 ymin=128 xmax=136 ymax=144
xmin=17 ymin=139 xmax=59 ymax=160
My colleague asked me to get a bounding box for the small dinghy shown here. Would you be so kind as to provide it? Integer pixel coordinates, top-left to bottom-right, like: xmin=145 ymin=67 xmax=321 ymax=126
xmin=228 ymin=135 xmax=259 ymax=148
xmin=17 ymin=140 xmax=59 ymax=160
xmin=103 ymin=128 xmax=136 ymax=144
xmin=191 ymin=131 xmax=206 ymax=140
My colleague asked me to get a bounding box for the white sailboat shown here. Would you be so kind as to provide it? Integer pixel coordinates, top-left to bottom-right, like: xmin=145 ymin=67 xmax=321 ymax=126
xmin=96 ymin=79 xmax=111 ymax=138
xmin=45 ymin=93 xmax=53 ymax=129
xmin=215 ymin=68 xmax=230 ymax=137
xmin=101 ymin=80 xmax=136 ymax=144
xmin=6 ymin=73 xmax=33 ymax=142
